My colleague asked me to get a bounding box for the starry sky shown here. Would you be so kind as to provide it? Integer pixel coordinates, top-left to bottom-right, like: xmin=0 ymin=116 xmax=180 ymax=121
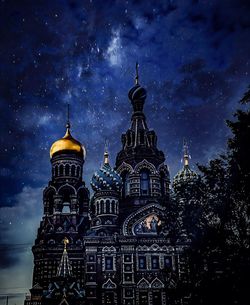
xmin=0 ymin=0 xmax=250 ymax=303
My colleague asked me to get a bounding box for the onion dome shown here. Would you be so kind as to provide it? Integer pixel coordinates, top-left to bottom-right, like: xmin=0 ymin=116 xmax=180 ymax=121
xmin=128 ymin=62 xmax=147 ymax=112
xmin=91 ymin=150 xmax=122 ymax=192
xmin=173 ymin=140 xmax=198 ymax=186
xmin=173 ymin=165 xmax=198 ymax=186
xmin=128 ymin=84 xmax=147 ymax=101
xmin=50 ymin=106 xmax=86 ymax=159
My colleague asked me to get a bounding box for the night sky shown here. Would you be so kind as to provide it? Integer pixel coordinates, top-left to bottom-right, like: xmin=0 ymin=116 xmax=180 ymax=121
xmin=1 ymin=0 xmax=250 ymax=303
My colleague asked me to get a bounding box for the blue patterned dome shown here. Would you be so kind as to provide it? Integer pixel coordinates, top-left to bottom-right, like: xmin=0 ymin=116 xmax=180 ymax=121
xmin=173 ymin=165 xmax=198 ymax=187
xmin=91 ymin=151 xmax=122 ymax=192
xmin=173 ymin=142 xmax=198 ymax=187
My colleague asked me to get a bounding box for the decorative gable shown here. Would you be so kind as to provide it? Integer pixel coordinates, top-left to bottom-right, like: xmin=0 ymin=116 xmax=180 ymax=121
xmin=102 ymin=278 xmax=117 ymax=289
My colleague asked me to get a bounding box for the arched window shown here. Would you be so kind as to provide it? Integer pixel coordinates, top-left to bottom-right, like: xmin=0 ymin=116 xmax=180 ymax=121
xmin=111 ymin=200 xmax=115 ymax=214
xmin=121 ymin=172 xmax=130 ymax=198
xmin=76 ymin=166 xmax=80 ymax=177
xmin=55 ymin=165 xmax=59 ymax=177
xmin=71 ymin=165 xmax=76 ymax=177
xmin=106 ymin=200 xmax=110 ymax=213
xmin=100 ymin=200 xmax=104 ymax=214
xmin=45 ymin=190 xmax=55 ymax=215
xmin=140 ymin=170 xmax=150 ymax=196
xmin=59 ymin=165 xmax=64 ymax=176
xmin=65 ymin=164 xmax=70 ymax=176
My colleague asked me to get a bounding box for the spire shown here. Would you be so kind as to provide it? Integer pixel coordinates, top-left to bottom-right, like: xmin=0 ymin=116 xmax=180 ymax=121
xmin=66 ymin=103 xmax=70 ymax=129
xmin=104 ymin=140 xmax=109 ymax=165
xmin=135 ymin=62 xmax=139 ymax=85
xmin=57 ymin=237 xmax=72 ymax=278
xmin=64 ymin=103 xmax=72 ymax=138
xmin=183 ymin=139 xmax=190 ymax=167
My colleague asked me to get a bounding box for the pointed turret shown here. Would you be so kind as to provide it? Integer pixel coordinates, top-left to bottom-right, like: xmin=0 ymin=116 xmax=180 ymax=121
xmin=89 ymin=145 xmax=122 ymax=236
xmin=116 ymin=63 xmax=166 ymax=169
xmin=57 ymin=237 xmax=72 ymax=278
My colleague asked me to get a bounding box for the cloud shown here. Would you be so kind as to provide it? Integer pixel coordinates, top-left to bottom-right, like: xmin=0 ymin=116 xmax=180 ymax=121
xmin=0 ymin=186 xmax=42 ymax=302
xmin=0 ymin=186 xmax=42 ymax=266
xmin=105 ymin=28 xmax=123 ymax=66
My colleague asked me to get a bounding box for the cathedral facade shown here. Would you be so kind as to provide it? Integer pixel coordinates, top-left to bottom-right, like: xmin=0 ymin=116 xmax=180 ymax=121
xmin=25 ymin=67 xmax=196 ymax=305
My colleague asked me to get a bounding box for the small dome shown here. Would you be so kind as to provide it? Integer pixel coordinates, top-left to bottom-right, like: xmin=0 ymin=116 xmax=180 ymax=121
xmin=173 ymin=165 xmax=198 ymax=187
xmin=128 ymin=84 xmax=147 ymax=101
xmin=91 ymin=152 xmax=122 ymax=192
xmin=173 ymin=140 xmax=198 ymax=188
xmin=50 ymin=126 xmax=86 ymax=159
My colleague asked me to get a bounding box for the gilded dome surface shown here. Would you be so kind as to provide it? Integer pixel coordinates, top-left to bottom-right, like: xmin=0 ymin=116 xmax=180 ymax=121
xmin=50 ymin=126 xmax=86 ymax=159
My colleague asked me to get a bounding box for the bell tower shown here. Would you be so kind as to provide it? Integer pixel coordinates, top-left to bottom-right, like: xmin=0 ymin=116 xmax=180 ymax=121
xmin=31 ymin=106 xmax=89 ymax=292
xmin=115 ymin=64 xmax=170 ymax=214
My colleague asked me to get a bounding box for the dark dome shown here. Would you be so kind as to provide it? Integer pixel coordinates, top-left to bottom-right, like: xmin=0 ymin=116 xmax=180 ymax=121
xmin=128 ymin=84 xmax=147 ymax=101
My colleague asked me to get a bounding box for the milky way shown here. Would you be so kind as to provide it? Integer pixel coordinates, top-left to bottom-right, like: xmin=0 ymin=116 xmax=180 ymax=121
xmin=0 ymin=0 xmax=250 ymax=303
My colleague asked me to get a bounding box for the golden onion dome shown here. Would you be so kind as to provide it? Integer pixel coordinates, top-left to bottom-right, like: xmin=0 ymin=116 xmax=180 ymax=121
xmin=50 ymin=124 xmax=86 ymax=159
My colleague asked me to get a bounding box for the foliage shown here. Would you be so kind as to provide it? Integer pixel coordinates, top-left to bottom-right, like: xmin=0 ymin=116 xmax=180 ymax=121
xmin=172 ymin=86 xmax=250 ymax=305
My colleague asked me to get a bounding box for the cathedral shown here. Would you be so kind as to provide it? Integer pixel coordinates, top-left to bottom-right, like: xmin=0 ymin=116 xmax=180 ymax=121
xmin=24 ymin=65 xmax=198 ymax=305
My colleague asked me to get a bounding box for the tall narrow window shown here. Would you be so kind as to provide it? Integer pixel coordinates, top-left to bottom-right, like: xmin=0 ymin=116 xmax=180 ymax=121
xmin=65 ymin=164 xmax=70 ymax=176
xmin=59 ymin=165 xmax=64 ymax=176
xmin=105 ymin=257 xmax=113 ymax=271
xmin=152 ymin=291 xmax=162 ymax=305
xmin=71 ymin=165 xmax=76 ymax=177
xmin=139 ymin=291 xmax=148 ymax=305
xmin=122 ymin=172 xmax=130 ymax=198
xmin=76 ymin=166 xmax=80 ymax=177
xmin=138 ymin=256 xmax=147 ymax=270
xmin=104 ymin=292 xmax=114 ymax=305
xmin=140 ymin=170 xmax=150 ymax=195
xmin=151 ymin=256 xmax=159 ymax=269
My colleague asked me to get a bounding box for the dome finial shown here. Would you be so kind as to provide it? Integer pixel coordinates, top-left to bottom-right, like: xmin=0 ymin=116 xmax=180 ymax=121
xmin=50 ymin=106 xmax=86 ymax=159
xmin=104 ymin=139 xmax=109 ymax=165
xmin=63 ymin=236 xmax=69 ymax=251
xmin=66 ymin=103 xmax=70 ymax=129
xmin=183 ymin=139 xmax=189 ymax=167
xmin=135 ymin=62 xmax=139 ymax=85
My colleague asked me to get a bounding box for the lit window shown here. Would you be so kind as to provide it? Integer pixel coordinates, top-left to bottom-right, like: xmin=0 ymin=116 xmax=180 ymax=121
xmin=122 ymin=172 xmax=130 ymax=198
xmin=138 ymin=256 xmax=146 ymax=269
xmin=151 ymin=256 xmax=159 ymax=269
xmin=105 ymin=257 xmax=113 ymax=270
xmin=164 ymin=257 xmax=171 ymax=269
xmin=140 ymin=170 xmax=150 ymax=195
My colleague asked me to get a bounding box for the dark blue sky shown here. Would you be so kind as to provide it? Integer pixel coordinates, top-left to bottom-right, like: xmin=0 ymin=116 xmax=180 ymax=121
xmin=0 ymin=0 xmax=250 ymax=302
